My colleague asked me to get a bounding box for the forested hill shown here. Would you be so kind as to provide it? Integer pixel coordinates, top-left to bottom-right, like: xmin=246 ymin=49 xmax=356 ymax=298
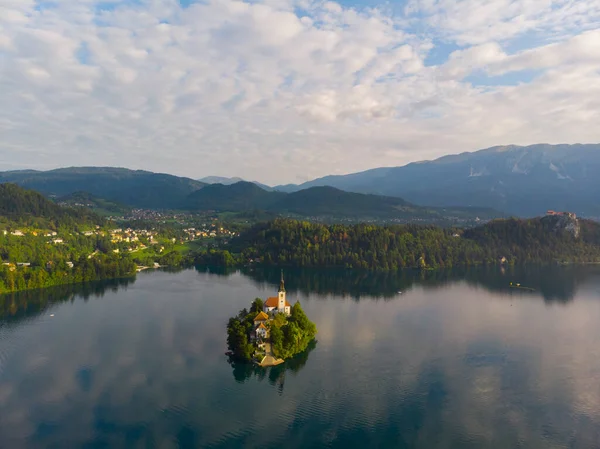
xmin=0 ymin=167 xmax=205 ymax=209
xmin=227 ymin=216 xmax=600 ymax=270
xmin=0 ymin=183 xmax=101 ymax=225
xmin=185 ymin=181 xmax=499 ymax=222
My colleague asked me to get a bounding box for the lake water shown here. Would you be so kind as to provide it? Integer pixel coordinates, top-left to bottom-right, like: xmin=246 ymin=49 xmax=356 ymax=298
xmin=1 ymin=266 xmax=600 ymax=448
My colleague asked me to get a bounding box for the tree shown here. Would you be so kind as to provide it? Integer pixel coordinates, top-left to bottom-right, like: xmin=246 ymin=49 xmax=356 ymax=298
xmin=250 ymin=298 xmax=264 ymax=313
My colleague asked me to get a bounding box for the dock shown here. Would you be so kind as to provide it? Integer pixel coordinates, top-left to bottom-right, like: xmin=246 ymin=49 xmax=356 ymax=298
xmin=255 ymin=343 xmax=285 ymax=367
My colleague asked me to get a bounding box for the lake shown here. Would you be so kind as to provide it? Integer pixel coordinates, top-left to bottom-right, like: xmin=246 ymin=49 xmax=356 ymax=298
xmin=1 ymin=265 xmax=600 ymax=448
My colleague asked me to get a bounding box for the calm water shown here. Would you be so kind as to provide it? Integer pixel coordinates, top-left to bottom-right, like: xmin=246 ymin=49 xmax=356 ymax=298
xmin=1 ymin=266 xmax=600 ymax=448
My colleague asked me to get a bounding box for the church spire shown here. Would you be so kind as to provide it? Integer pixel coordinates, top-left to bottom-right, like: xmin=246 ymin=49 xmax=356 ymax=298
xmin=278 ymin=269 xmax=285 ymax=293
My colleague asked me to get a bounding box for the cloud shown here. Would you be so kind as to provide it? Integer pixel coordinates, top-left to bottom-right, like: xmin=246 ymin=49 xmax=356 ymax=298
xmin=0 ymin=0 xmax=599 ymax=183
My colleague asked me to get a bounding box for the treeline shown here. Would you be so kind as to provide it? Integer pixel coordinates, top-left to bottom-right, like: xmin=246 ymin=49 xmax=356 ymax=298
xmin=222 ymin=217 xmax=600 ymax=270
xmin=0 ymin=255 xmax=136 ymax=295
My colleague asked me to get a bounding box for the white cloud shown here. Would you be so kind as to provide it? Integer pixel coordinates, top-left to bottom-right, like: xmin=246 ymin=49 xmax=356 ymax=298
xmin=0 ymin=0 xmax=599 ymax=183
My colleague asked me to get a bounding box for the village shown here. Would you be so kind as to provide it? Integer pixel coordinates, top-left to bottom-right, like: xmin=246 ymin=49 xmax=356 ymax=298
xmin=0 ymin=221 xmax=239 ymax=271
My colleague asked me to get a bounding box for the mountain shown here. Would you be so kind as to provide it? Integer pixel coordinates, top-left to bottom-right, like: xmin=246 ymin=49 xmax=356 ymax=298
xmin=275 ymin=144 xmax=600 ymax=217
xmin=185 ymin=181 xmax=500 ymax=222
xmin=0 ymin=183 xmax=100 ymax=224
xmin=199 ymin=176 xmax=273 ymax=191
xmin=198 ymin=176 xmax=245 ymax=185
xmin=0 ymin=167 xmax=205 ymax=209
xmin=186 ymin=181 xmax=284 ymax=210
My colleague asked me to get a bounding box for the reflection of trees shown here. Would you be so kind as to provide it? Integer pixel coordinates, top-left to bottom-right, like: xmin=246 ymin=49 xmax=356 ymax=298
xmin=239 ymin=265 xmax=600 ymax=303
xmin=0 ymin=277 xmax=136 ymax=324
xmin=194 ymin=265 xmax=238 ymax=277
xmin=227 ymin=340 xmax=317 ymax=394
xmin=460 ymin=265 xmax=598 ymax=303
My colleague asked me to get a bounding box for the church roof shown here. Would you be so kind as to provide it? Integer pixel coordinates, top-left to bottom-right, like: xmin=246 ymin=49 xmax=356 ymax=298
xmin=257 ymin=322 xmax=267 ymax=330
xmin=254 ymin=311 xmax=269 ymax=322
xmin=265 ymin=296 xmax=291 ymax=308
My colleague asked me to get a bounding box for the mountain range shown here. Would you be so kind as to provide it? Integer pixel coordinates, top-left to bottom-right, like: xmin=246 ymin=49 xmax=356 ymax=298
xmin=2 ymin=143 xmax=599 ymax=218
xmin=273 ymin=144 xmax=600 ymax=217
xmin=185 ymin=181 xmax=498 ymax=222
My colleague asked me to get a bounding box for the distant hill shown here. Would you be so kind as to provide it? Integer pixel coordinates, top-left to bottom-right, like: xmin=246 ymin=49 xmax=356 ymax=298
xmin=0 ymin=183 xmax=101 ymax=224
xmin=186 ymin=181 xmax=285 ymax=211
xmin=56 ymin=191 xmax=131 ymax=216
xmin=274 ymin=144 xmax=600 ymax=217
xmin=198 ymin=176 xmax=272 ymax=191
xmin=185 ymin=181 xmax=500 ymax=222
xmin=198 ymin=176 xmax=245 ymax=185
xmin=0 ymin=167 xmax=205 ymax=209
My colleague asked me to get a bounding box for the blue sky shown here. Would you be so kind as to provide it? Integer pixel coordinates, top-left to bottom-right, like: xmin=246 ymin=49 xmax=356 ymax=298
xmin=1 ymin=0 xmax=599 ymax=183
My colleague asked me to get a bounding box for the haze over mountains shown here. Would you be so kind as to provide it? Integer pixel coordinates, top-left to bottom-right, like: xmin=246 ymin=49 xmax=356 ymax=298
xmin=1 ymin=144 xmax=599 ymax=218
xmin=274 ymin=144 xmax=600 ymax=217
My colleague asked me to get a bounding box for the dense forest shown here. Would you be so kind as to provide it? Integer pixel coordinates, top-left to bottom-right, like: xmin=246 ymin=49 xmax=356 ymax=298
xmin=222 ymin=216 xmax=600 ymax=270
xmin=0 ymin=183 xmax=100 ymax=228
xmin=227 ymin=299 xmax=317 ymax=363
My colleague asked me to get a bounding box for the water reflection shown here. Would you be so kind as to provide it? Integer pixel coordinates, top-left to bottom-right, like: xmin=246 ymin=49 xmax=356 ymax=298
xmin=228 ymin=341 xmax=317 ymax=394
xmin=2 ymin=265 xmax=600 ymax=327
xmin=236 ymin=265 xmax=600 ymax=303
xmin=1 ymin=267 xmax=600 ymax=448
xmin=0 ymin=277 xmax=135 ymax=325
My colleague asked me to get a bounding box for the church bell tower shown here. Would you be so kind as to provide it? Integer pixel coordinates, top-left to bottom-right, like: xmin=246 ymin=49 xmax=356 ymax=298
xmin=278 ymin=270 xmax=286 ymax=311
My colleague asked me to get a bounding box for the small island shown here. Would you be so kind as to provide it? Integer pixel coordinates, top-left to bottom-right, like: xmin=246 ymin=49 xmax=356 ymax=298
xmin=226 ymin=271 xmax=317 ymax=366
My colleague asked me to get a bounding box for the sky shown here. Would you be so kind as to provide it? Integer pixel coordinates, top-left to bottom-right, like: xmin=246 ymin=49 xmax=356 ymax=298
xmin=1 ymin=0 xmax=600 ymax=185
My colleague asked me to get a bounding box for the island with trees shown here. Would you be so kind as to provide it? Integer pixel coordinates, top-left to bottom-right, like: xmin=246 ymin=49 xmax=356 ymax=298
xmin=226 ymin=272 xmax=317 ymax=366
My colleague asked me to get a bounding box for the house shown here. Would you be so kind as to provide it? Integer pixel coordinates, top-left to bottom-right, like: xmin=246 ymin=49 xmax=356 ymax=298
xmin=263 ymin=271 xmax=291 ymax=316
xmin=11 ymin=230 xmax=24 ymax=236
xmin=52 ymin=238 xmax=64 ymax=244
xmin=547 ymin=210 xmax=577 ymax=219
xmin=251 ymin=311 xmax=270 ymax=340
xmin=254 ymin=311 xmax=269 ymax=325
xmin=255 ymin=322 xmax=268 ymax=339
xmin=66 ymin=262 xmax=74 ymax=268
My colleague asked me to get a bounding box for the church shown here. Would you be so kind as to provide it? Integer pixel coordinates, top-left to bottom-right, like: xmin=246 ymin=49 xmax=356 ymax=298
xmin=263 ymin=271 xmax=291 ymax=316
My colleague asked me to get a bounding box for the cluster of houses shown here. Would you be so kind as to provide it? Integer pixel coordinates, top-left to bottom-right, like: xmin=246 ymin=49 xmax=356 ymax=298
xmin=183 ymin=228 xmax=217 ymax=239
xmin=109 ymin=228 xmax=156 ymax=243
xmin=546 ymin=210 xmax=577 ymax=219
xmin=182 ymin=225 xmax=238 ymax=241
